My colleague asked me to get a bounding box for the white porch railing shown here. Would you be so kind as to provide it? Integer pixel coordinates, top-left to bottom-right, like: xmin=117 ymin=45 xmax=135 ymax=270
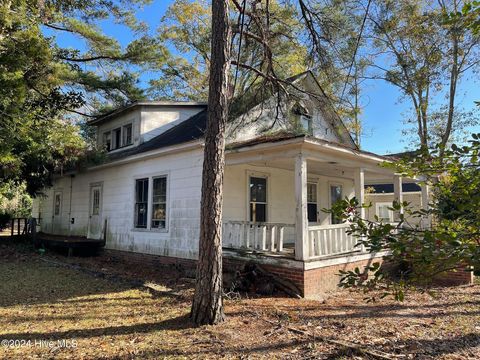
xmin=307 ymin=223 xmax=362 ymax=259
xmin=222 ymin=221 xmax=295 ymax=255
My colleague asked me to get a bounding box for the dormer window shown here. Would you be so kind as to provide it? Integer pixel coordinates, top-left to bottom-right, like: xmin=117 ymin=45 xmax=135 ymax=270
xmin=292 ymin=101 xmax=313 ymax=134
xmin=102 ymin=123 xmax=134 ymax=151
xmin=112 ymin=128 xmax=122 ymax=149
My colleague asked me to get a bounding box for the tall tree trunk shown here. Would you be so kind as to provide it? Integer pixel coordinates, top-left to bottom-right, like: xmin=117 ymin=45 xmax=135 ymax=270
xmin=190 ymin=0 xmax=230 ymax=326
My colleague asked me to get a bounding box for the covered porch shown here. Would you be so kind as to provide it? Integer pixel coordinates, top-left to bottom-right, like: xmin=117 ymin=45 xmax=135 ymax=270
xmin=222 ymin=136 xmax=429 ymax=262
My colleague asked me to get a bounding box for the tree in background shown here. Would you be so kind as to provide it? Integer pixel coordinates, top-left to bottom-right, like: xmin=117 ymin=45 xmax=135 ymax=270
xmin=0 ymin=0 xmax=166 ymax=196
xmin=363 ymin=0 xmax=480 ymax=152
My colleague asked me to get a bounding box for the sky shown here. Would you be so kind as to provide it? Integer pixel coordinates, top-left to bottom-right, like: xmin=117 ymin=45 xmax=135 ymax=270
xmin=52 ymin=0 xmax=480 ymax=155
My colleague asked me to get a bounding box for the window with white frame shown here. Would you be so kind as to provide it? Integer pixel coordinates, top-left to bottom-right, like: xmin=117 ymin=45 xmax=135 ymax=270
xmin=134 ymin=176 xmax=168 ymax=230
xmin=307 ymin=182 xmax=318 ymax=222
xmin=103 ymin=123 xmax=133 ymax=151
xmin=112 ymin=128 xmax=122 ymax=149
xmin=123 ymin=124 xmax=133 ymax=146
xmin=249 ymin=176 xmax=267 ymax=223
xmin=151 ymin=177 xmax=167 ymax=229
xmin=134 ymin=178 xmax=149 ymax=228
xmin=376 ymin=202 xmax=393 ymax=222
xmin=330 ymin=184 xmax=343 ymax=224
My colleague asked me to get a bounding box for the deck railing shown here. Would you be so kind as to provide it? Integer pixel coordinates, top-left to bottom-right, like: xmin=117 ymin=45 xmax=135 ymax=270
xmin=307 ymin=223 xmax=360 ymax=259
xmin=222 ymin=221 xmax=295 ymax=255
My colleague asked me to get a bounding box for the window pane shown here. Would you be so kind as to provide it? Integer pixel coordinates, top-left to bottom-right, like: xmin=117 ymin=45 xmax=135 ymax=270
xmin=378 ymin=205 xmax=391 ymax=221
xmin=113 ymin=128 xmax=121 ymax=149
xmin=250 ymin=203 xmax=266 ymax=222
xmin=54 ymin=194 xmax=61 ymax=215
xmin=151 ymin=177 xmax=167 ymax=229
xmin=308 ymin=203 xmax=317 ymax=222
xmin=92 ymin=189 xmax=100 ymax=215
xmin=330 ymin=185 xmax=342 ymax=224
xmin=135 ymin=179 xmax=148 ymax=228
xmin=307 ymin=183 xmax=317 ymax=203
xmin=250 ymin=177 xmax=267 ymax=203
xmin=123 ymin=124 xmax=132 ymax=146
xmin=135 ymin=203 xmax=147 ymax=228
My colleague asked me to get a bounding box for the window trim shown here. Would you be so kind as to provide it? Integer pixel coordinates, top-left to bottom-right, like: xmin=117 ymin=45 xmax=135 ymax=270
xmin=132 ymin=173 xmax=169 ymax=232
xmin=150 ymin=175 xmax=168 ymax=230
xmin=328 ymin=182 xmax=343 ymax=225
xmin=53 ymin=191 xmax=63 ymax=217
xmin=307 ymin=181 xmax=318 ymax=223
xmin=375 ymin=201 xmax=394 ymax=222
xmin=246 ymin=170 xmax=270 ymax=223
xmin=102 ymin=120 xmax=135 ymax=152
xmin=134 ymin=178 xmax=149 ymax=229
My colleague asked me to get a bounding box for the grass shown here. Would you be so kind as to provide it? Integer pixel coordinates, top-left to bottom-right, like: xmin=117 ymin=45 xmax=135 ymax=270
xmin=0 ymin=239 xmax=479 ymax=359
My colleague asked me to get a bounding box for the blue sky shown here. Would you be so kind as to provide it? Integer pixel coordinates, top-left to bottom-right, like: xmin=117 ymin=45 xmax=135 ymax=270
xmin=52 ymin=0 xmax=480 ymax=155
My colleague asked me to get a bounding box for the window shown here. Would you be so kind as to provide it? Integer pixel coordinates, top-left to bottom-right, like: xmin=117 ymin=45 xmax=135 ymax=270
xmin=123 ymin=124 xmax=133 ymax=146
xmin=92 ymin=188 xmax=100 ymax=215
xmin=249 ymin=176 xmax=267 ymax=223
xmin=307 ymin=183 xmax=318 ymax=222
xmin=301 ymin=115 xmax=313 ymax=134
xmin=103 ymin=132 xmax=111 ymax=151
xmin=376 ymin=202 xmax=393 ymax=222
xmin=135 ymin=178 xmax=149 ymax=228
xmin=330 ymin=184 xmax=343 ymax=224
xmin=54 ymin=193 xmax=61 ymax=216
xmin=112 ymin=128 xmax=122 ymax=149
xmin=151 ymin=177 xmax=167 ymax=229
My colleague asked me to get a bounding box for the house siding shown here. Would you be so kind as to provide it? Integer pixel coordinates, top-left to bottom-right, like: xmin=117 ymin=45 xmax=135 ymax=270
xmin=35 ymin=147 xmax=204 ymax=259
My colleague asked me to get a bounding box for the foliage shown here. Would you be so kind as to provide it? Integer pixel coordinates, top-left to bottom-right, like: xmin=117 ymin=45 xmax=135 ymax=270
xmin=0 ymin=0 xmax=166 ymax=196
xmin=328 ymin=133 xmax=480 ymax=300
xmin=0 ymin=182 xmax=32 ymax=230
xmin=363 ymin=0 xmax=480 ymax=151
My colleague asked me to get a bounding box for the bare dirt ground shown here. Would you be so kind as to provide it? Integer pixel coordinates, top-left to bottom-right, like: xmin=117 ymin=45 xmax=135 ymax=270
xmin=0 ymin=239 xmax=479 ymax=359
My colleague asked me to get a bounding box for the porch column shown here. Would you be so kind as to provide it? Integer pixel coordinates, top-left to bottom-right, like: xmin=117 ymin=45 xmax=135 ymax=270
xmin=393 ymin=174 xmax=404 ymax=222
xmin=421 ymin=184 xmax=430 ymax=210
xmin=295 ymin=154 xmax=309 ymax=261
xmin=354 ymin=168 xmax=365 ymax=220
xmin=421 ymin=183 xmax=431 ymax=228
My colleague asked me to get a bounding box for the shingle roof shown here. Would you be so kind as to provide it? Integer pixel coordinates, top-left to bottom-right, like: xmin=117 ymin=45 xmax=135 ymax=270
xmin=107 ymin=109 xmax=207 ymax=161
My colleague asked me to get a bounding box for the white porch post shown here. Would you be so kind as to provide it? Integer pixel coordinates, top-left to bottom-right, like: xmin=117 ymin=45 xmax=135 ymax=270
xmin=354 ymin=168 xmax=365 ymax=220
xmin=421 ymin=184 xmax=430 ymax=210
xmin=420 ymin=183 xmax=431 ymax=228
xmin=393 ymin=174 xmax=404 ymax=221
xmin=295 ymin=154 xmax=309 ymax=260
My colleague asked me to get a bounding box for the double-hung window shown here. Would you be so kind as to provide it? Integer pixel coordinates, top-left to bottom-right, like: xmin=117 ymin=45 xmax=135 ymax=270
xmin=376 ymin=202 xmax=393 ymax=222
xmin=151 ymin=177 xmax=167 ymax=229
xmin=330 ymin=184 xmax=343 ymax=224
xmin=103 ymin=122 xmax=133 ymax=151
xmin=123 ymin=124 xmax=133 ymax=146
xmin=134 ymin=176 xmax=168 ymax=230
xmin=135 ymin=178 xmax=149 ymax=228
xmin=249 ymin=176 xmax=267 ymax=223
xmin=307 ymin=182 xmax=318 ymax=222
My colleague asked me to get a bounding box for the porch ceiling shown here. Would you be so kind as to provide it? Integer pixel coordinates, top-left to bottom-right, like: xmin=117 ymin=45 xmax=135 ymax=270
xmin=236 ymin=157 xmax=392 ymax=181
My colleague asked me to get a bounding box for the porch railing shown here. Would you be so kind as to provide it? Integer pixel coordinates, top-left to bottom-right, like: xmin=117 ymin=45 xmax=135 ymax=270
xmin=222 ymin=221 xmax=295 ymax=255
xmin=307 ymin=223 xmax=361 ymax=259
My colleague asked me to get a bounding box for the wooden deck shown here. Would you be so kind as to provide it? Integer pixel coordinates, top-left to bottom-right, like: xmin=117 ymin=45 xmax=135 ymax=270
xmin=37 ymin=232 xmax=105 ymax=256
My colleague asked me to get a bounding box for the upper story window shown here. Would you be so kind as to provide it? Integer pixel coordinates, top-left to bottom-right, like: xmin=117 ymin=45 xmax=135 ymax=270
xmin=103 ymin=123 xmax=133 ymax=151
xmin=292 ymin=101 xmax=313 ymax=135
xmin=123 ymin=124 xmax=133 ymax=146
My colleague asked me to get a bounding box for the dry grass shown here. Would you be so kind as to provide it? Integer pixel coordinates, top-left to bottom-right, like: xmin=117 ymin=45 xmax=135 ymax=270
xmin=0 ymin=240 xmax=479 ymax=359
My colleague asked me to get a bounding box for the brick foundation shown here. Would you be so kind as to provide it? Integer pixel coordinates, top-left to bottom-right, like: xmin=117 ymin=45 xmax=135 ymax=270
xmin=100 ymin=249 xmax=473 ymax=298
xmin=435 ymin=268 xmax=474 ymax=286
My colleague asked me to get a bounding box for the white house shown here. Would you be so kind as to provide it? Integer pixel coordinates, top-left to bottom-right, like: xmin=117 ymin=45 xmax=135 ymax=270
xmin=33 ymin=71 xmax=430 ymax=298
